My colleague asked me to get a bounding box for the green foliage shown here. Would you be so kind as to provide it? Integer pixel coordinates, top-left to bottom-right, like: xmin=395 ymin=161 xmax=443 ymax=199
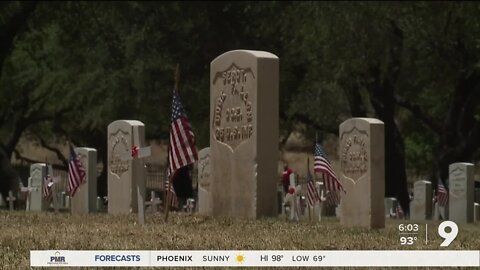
xmin=0 ymin=1 xmax=479 ymax=180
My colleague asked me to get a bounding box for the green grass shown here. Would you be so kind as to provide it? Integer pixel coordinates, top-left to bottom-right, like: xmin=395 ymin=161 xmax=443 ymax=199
xmin=1 ymin=210 xmax=479 ymax=269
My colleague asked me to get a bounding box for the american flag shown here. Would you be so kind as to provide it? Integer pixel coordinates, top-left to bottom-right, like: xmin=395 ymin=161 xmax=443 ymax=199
xmin=164 ymin=174 xmax=179 ymax=209
xmin=437 ymin=178 xmax=448 ymax=207
xmin=43 ymin=164 xmax=53 ymax=201
xmin=167 ymin=89 xmax=198 ymax=178
xmin=314 ymin=143 xmax=344 ymax=202
xmin=166 ymin=89 xmax=198 ymax=209
xmin=306 ymin=170 xmax=320 ymax=208
xmin=68 ymin=144 xmax=86 ymax=197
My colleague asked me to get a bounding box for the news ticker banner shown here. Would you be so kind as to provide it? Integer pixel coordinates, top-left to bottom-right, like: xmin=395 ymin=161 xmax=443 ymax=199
xmin=31 ymin=250 xmax=480 ymax=267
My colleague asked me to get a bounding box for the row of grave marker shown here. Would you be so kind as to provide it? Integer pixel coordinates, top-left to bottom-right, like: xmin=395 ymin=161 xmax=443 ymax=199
xmin=4 ymin=50 xmax=480 ymax=229
xmin=6 ymin=153 xmax=480 ymax=225
xmin=9 ymin=151 xmax=479 ymax=224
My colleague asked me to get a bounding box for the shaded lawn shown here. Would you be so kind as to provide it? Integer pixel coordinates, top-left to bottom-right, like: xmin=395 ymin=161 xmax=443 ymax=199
xmin=1 ymin=210 xmax=478 ymax=269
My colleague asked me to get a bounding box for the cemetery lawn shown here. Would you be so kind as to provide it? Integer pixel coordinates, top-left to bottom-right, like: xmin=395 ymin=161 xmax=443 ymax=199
xmin=1 ymin=210 xmax=479 ymax=270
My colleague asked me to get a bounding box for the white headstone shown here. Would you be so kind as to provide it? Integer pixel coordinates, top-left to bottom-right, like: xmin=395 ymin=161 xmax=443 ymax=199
xmin=313 ymin=182 xmax=327 ymax=222
xmin=107 ymin=120 xmax=147 ymax=215
xmin=210 ymin=50 xmax=279 ymax=218
xmin=186 ymin=198 xmax=195 ymax=214
xmin=71 ymin=147 xmax=98 ymax=214
xmin=147 ymin=191 xmax=162 ymax=213
xmin=7 ymin=190 xmax=16 ymax=211
xmin=449 ymin=163 xmax=474 ymax=224
xmin=197 ymin=147 xmax=211 ymax=215
xmin=339 ymin=118 xmax=385 ymax=228
xmin=410 ymin=180 xmax=432 ymax=220
xmin=28 ymin=163 xmax=49 ymax=211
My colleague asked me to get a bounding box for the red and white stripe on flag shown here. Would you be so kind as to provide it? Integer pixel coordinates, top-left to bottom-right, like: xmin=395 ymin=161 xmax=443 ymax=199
xmin=307 ymin=180 xmax=320 ymax=208
xmin=68 ymin=146 xmax=86 ymax=197
xmin=437 ymin=181 xmax=448 ymax=207
xmin=165 ymin=178 xmax=178 ymax=209
xmin=168 ymin=116 xmax=198 ymax=178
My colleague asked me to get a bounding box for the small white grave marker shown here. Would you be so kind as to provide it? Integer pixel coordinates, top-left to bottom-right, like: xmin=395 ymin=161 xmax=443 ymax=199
xmin=96 ymin=196 xmax=103 ymax=211
xmin=316 ymin=185 xmax=327 ymax=222
xmin=120 ymin=144 xmax=151 ymax=225
xmin=19 ymin=182 xmax=33 ymax=211
xmin=284 ymin=173 xmax=301 ymax=222
xmin=7 ymin=191 xmax=16 ymax=211
xmin=186 ymin=198 xmax=195 ymax=214
xmin=147 ymin=191 xmax=162 ymax=213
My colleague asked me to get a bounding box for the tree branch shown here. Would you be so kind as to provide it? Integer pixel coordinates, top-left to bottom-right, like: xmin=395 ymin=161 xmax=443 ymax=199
xmin=394 ymin=95 xmax=443 ymax=134
xmin=13 ymin=149 xmax=67 ymax=171
xmin=5 ymin=108 xmax=70 ymax=157
xmin=443 ymin=70 xmax=480 ymax=144
xmin=458 ymin=119 xmax=480 ymax=159
xmin=37 ymin=136 xmax=69 ymax=168
xmin=291 ymin=112 xmax=337 ymax=135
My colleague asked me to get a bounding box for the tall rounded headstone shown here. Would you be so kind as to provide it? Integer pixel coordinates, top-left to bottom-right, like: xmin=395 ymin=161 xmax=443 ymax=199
xmin=71 ymin=147 xmax=97 ymax=214
xmin=197 ymin=147 xmax=211 ymax=215
xmin=339 ymin=118 xmax=385 ymax=228
xmin=28 ymin=163 xmax=49 ymax=211
xmin=449 ymin=163 xmax=474 ymax=224
xmin=210 ymin=50 xmax=279 ymax=218
xmin=107 ymin=120 xmax=147 ymax=214
xmin=410 ymin=180 xmax=432 ymax=220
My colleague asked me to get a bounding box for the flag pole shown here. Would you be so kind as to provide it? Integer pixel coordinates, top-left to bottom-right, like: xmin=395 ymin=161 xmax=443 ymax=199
xmin=307 ymin=156 xmax=311 ymax=222
xmin=313 ymin=133 xmax=321 ymax=206
xmin=44 ymin=157 xmax=49 ymax=209
xmin=164 ymin=64 xmax=180 ymax=222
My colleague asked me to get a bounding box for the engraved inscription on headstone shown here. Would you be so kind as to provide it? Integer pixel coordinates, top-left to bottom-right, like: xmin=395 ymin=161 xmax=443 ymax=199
xmin=339 ymin=118 xmax=385 ymax=229
xmin=449 ymin=162 xmax=474 ymax=224
xmin=449 ymin=166 xmax=466 ymax=198
xmin=414 ymin=183 xmax=426 ymax=203
xmin=107 ymin=120 xmax=147 ymax=215
xmin=210 ymin=50 xmax=279 ymax=218
xmin=212 ymin=63 xmax=255 ymax=151
xmin=109 ymin=131 xmax=130 ymax=179
xmin=198 ymin=147 xmax=211 ymax=215
xmin=340 ymin=127 xmax=368 ymax=184
xmin=410 ymin=180 xmax=432 ymax=220
xmin=28 ymin=164 xmax=49 ymax=212
xmin=198 ymin=150 xmax=211 ymax=190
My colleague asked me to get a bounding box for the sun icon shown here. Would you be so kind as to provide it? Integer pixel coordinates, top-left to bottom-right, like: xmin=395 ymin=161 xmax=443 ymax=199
xmin=236 ymin=254 xmax=245 ymax=264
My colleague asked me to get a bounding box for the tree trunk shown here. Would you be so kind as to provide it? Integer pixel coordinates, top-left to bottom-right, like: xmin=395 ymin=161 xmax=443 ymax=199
xmin=0 ymin=147 xmax=18 ymax=205
xmin=368 ymin=77 xmax=410 ymax=213
xmin=97 ymin=142 xmax=108 ymax=198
